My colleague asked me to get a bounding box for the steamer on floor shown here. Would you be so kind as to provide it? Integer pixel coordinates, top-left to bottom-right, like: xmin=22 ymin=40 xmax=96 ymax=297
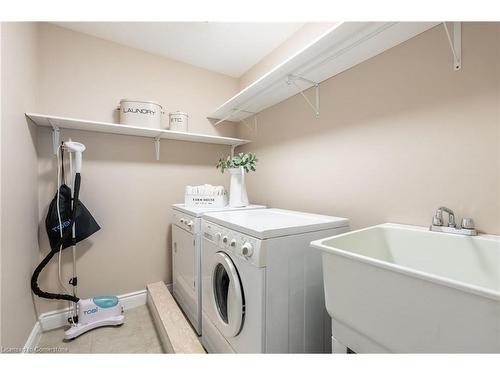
xmin=31 ymin=140 xmax=124 ymax=340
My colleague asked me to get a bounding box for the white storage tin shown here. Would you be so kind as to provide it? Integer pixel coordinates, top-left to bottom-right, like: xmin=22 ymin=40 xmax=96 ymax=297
xmin=169 ymin=111 xmax=188 ymax=132
xmin=119 ymin=99 xmax=164 ymax=129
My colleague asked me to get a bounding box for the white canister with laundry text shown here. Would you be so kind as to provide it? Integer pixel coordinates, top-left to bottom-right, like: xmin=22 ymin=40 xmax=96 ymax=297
xmin=118 ymin=99 xmax=164 ymax=129
xmin=169 ymin=111 xmax=188 ymax=132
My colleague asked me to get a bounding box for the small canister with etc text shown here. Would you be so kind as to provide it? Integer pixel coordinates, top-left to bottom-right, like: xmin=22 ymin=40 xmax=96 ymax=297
xmin=169 ymin=111 xmax=188 ymax=132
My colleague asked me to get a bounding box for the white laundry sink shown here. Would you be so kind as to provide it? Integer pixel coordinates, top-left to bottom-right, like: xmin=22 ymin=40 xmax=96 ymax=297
xmin=310 ymin=223 xmax=500 ymax=353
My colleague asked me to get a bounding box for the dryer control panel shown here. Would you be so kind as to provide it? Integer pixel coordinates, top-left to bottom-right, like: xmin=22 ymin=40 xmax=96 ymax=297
xmin=202 ymin=220 xmax=264 ymax=267
xmin=172 ymin=211 xmax=198 ymax=234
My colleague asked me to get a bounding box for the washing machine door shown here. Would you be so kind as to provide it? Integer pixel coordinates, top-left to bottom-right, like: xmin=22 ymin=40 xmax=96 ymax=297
xmin=211 ymin=251 xmax=244 ymax=337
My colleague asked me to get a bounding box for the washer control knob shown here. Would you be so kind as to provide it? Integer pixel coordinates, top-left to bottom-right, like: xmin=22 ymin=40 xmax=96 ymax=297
xmin=222 ymin=236 xmax=229 ymax=244
xmin=241 ymin=242 xmax=253 ymax=257
xmin=187 ymin=220 xmax=194 ymax=228
xmin=230 ymin=239 xmax=237 ymax=247
xmin=180 ymin=218 xmax=185 ymax=224
xmin=215 ymin=233 xmax=222 ymax=242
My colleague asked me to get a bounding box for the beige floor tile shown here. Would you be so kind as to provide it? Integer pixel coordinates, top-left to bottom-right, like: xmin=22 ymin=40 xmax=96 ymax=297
xmin=91 ymin=330 xmax=147 ymax=353
xmin=146 ymin=343 xmax=164 ymax=354
xmin=38 ymin=328 xmax=93 ymax=354
xmin=36 ymin=305 xmax=164 ymax=354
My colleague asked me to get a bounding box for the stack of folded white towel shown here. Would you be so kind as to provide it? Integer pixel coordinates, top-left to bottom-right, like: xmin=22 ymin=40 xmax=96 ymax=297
xmin=185 ymin=184 xmax=226 ymax=196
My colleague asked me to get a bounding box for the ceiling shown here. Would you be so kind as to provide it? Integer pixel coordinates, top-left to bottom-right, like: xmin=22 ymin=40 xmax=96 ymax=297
xmin=53 ymin=22 xmax=304 ymax=77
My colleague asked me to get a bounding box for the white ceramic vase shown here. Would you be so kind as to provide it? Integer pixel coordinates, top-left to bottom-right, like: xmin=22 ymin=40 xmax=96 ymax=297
xmin=228 ymin=166 xmax=249 ymax=207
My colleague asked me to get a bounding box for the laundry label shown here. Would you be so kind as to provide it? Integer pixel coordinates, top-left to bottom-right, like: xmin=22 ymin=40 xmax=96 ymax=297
xmin=123 ymin=107 xmax=156 ymax=116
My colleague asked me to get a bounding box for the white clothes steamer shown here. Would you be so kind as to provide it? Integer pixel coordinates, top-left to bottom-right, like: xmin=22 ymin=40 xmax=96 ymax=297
xmin=31 ymin=140 xmax=124 ymax=340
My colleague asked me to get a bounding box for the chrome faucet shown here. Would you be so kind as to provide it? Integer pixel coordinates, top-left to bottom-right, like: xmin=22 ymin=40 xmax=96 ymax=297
xmin=432 ymin=206 xmax=456 ymax=227
xmin=430 ymin=206 xmax=477 ymax=236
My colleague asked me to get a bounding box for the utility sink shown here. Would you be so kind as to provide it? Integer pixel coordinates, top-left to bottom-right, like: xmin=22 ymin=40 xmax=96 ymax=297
xmin=310 ymin=223 xmax=500 ymax=353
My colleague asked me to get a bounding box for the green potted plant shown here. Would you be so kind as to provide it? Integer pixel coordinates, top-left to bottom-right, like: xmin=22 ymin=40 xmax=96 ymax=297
xmin=216 ymin=153 xmax=257 ymax=207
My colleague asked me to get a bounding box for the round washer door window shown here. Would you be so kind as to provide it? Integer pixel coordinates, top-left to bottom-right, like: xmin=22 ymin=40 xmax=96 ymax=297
xmin=212 ymin=251 xmax=244 ymax=337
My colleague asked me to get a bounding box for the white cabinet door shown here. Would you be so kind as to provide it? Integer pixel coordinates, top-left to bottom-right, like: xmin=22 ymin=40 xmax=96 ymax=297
xmin=172 ymin=224 xmax=196 ymax=306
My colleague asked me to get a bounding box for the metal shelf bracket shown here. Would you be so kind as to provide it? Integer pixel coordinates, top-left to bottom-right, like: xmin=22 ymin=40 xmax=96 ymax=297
xmin=154 ymin=135 xmax=161 ymax=161
xmin=240 ymin=110 xmax=258 ymax=134
xmin=286 ymin=75 xmax=320 ymax=117
xmin=214 ymin=108 xmax=257 ymax=126
xmin=214 ymin=110 xmax=236 ymax=126
xmin=443 ymin=22 xmax=461 ymax=71
xmin=230 ymin=141 xmax=249 ymax=157
xmin=214 ymin=108 xmax=244 ymax=126
xmin=48 ymin=119 xmax=60 ymax=155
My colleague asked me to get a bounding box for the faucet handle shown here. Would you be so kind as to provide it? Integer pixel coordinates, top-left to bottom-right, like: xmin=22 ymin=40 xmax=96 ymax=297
xmin=461 ymin=217 xmax=475 ymax=230
xmin=432 ymin=215 xmax=442 ymax=226
xmin=432 ymin=209 xmax=443 ymax=226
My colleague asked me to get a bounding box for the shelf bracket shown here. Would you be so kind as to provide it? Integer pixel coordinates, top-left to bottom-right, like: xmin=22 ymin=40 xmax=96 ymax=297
xmin=230 ymin=145 xmax=236 ymax=158
xmin=48 ymin=119 xmax=60 ymax=155
xmin=154 ymin=135 xmax=161 ymax=161
xmin=442 ymin=22 xmax=461 ymax=71
xmin=286 ymin=75 xmax=320 ymax=117
xmin=214 ymin=108 xmax=257 ymax=126
xmin=214 ymin=108 xmax=244 ymax=126
xmin=240 ymin=110 xmax=258 ymax=134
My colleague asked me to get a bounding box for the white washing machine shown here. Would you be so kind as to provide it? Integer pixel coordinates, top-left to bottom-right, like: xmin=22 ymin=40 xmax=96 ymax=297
xmin=171 ymin=204 xmax=265 ymax=335
xmin=201 ymin=208 xmax=350 ymax=353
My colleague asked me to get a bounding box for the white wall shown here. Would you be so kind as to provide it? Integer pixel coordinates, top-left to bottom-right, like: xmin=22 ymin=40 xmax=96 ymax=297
xmin=0 ymin=22 xmax=40 ymax=349
xmin=238 ymin=23 xmax=500 ymax=235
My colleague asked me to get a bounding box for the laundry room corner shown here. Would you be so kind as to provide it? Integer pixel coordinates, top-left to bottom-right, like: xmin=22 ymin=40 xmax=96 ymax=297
xmin=1 ymin=21 xmax=40 ymax=350
xmin=0 ymin=3 xmax=499 ymax=366
xmin=33 ymin=23 xmax=243 ymax=316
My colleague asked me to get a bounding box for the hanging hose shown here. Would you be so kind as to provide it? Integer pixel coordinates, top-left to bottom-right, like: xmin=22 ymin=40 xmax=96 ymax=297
xmin=31 ymin=173 xmax=82 ymax=303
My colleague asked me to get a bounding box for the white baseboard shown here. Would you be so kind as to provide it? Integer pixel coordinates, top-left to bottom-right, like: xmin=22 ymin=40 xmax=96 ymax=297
xmin=119 ymin=289 xmax=148 ymax=311
xmin=38 ymin=289 xmax=147 ymax=332
xmin=22 ymin=321 xmax=42 ymax=353
xmin=24 ymin=289 xmax=147 ymax=351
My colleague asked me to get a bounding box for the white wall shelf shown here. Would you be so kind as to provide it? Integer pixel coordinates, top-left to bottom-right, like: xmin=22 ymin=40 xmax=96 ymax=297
xmin=26 ymin=113 xmax=250 ymax=160
xmin=208 ymin=22 xmax=440 ymax=124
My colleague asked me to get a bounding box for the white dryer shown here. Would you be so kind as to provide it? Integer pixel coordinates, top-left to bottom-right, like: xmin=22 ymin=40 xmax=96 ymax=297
xmin=171 ymin=204 xmax=265 ymax=335
xmin=201 ymin=208 xmax=350 ymax=353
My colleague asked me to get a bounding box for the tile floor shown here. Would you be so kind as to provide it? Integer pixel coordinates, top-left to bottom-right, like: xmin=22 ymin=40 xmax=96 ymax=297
xmin=37 ymin=305 xmax=164 ymax=353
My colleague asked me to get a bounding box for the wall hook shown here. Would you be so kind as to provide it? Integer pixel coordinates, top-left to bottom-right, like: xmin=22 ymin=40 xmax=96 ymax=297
xmin=154 ymin=135 xmax=161 ymax=161
xmin=48 ymin=119 xmax=60 ymax=155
